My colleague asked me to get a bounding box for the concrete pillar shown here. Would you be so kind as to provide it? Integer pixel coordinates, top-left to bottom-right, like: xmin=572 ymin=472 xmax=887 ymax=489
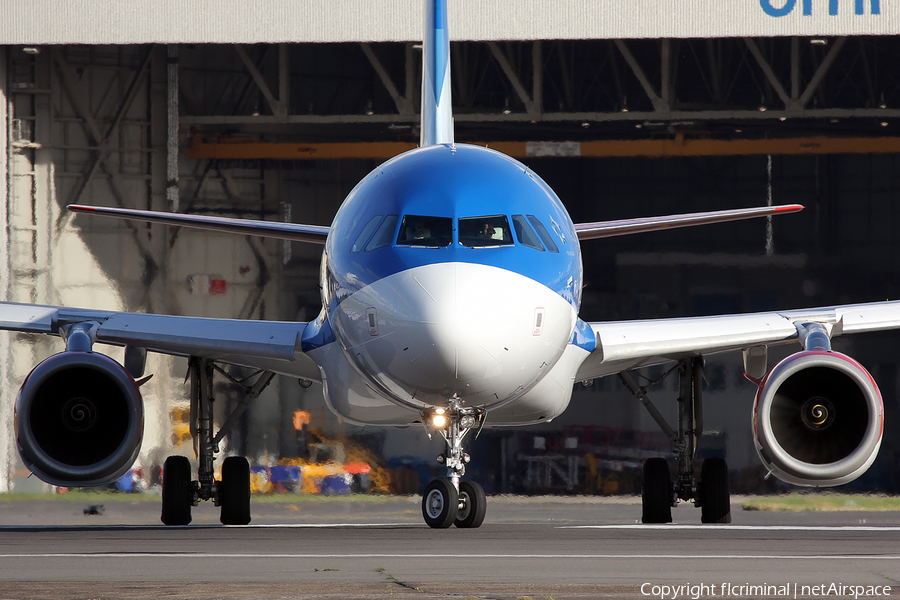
xmin=0 ymin=46 xmax=12 ymax=491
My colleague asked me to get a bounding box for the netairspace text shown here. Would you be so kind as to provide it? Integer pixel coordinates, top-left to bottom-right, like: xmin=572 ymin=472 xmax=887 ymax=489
xmin=640 ymin=582 xmax=892 ymax=600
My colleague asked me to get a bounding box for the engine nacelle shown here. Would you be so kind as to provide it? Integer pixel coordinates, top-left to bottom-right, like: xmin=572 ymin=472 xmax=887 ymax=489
xmin=15 ymin=351 xmax=144 ymax=487
xmin=753 ymin=350 xmax=883 ymax=487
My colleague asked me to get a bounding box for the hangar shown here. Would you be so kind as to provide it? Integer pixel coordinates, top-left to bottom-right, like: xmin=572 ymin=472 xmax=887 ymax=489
xmin=1 ymin=0 xmax=899 ymax=495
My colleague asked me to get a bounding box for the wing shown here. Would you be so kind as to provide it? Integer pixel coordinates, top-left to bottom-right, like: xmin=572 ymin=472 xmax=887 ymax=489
xmin=574 ymin=204 xmax=802 ymax=241
xmin=575 ymin=300 xmax=900 ymax=381
xmin=68 ymin=204 xmax=330 ymax=244
xmin=0 ymin=301 xmax=321 ymax=382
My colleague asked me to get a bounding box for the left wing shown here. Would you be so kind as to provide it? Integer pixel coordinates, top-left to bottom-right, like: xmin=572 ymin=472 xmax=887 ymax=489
xmin=0 ymin=301 xmax=321 ymax=381
xmin=68 ymin=204 xmax=330 ymax=244
xmin=576 ymin=300 xmax=900 ymax=380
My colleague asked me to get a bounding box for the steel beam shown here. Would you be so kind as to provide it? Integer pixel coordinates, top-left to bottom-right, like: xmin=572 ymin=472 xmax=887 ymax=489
xmin=798 ymin=37 xmax=847 ymax=108
xmin=614 ymin=40 xmax=665 ymax=113
xmin=59 ymin=49 xmax=153 ymax=211
xmin=532 ymin=41 xmax=543 ymax=116
xmin=172 ymin=38 xmax=897 ymax=131
xmin=234 ymin=45 xmax=286 ymax=118
xmin=181 ymin=105 xmax=900 ymax=126
xmin=167 ymin=45 xmax=179 ymax=212
xmin=487 ymin=42 xmax=537 ymax=116
xmin=186 ymin=134 xmax=900 ymax=160
xmin=744 ymin=38 xmax=793 ymax=109
xmin=361 ymin=43 xmax=414 ymax=116
xmin=53 ymin=48 xmax=160 ymax=298
xmin=661 ymin=39 xmax=672 ymax=111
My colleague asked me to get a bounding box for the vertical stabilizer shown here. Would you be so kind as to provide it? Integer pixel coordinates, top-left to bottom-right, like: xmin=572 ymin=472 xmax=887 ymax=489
xmin=420 ymin=0 xmax=454 ymax=147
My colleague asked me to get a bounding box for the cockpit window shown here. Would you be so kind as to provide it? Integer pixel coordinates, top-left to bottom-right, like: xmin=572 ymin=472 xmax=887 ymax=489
xmin=351 ymin=215 xmax=382 ymax=253
xmin=365 ymin=214 xmax=398 ymax=251
xmin=512 ymin=214 xmax=545 ymax=251
xmin=397 ymin=215 xmax=452 ymax=247
xmin=458 ymin=215 xmax=512 ymax=247
xmin=527 ymin=215 xmax=559 ymax=253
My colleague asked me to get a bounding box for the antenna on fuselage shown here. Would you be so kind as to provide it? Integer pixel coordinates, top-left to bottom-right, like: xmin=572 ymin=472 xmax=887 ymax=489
xmin=420 ymin=0 xmax=454 ymax=147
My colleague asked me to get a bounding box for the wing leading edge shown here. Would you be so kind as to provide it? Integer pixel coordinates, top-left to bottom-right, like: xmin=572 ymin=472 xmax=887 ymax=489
xmin=574 ymin=204 xmax=803 ymax=241
xmin=576 ymin=300 xmax=900 ymax=381
xmin=68 ymin=204 xmax=330 ymax=244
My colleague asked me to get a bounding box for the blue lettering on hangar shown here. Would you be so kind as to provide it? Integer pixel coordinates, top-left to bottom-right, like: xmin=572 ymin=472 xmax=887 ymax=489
xmin=760 ymin=0 xmax=880 ymax=16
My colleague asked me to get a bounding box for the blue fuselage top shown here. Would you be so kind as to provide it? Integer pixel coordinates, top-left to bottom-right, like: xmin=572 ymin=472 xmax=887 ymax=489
xmin=322 ymin=143 xmax=583 ymax=316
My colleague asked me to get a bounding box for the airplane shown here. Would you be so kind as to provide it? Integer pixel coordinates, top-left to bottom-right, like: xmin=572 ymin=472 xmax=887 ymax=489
xmin=0 ymin=0 xmax=895 ymax=528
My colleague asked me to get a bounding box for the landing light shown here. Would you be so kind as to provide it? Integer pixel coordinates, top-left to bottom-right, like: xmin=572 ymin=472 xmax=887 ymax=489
xmin=432 ymin=414 xmax=448 ymax=428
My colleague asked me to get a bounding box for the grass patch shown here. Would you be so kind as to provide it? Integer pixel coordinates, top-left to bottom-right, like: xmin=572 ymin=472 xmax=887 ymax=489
xmin=250 ymin=493 xmax=411 ymax=504
xmin=0 ymin=491 xmax=158 ymax=503
xmin=0 ymin=491 xmax=408 ymax=504
xmin=741 ymin=493 xmax=900 ymax=512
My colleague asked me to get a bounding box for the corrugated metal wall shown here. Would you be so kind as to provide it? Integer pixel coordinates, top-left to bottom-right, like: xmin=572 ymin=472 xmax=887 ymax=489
xmin=0 ymin=0 xmax=895 ymax=45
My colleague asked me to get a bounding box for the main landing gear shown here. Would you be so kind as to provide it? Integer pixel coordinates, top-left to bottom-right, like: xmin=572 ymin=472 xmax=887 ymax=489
xmin=160 ymin=357 xmax=275 ymax=526
xmin=620 ymin=357 xmax=731 ymax=524
xmin=420 ymin=397 xmax=488 ymax=529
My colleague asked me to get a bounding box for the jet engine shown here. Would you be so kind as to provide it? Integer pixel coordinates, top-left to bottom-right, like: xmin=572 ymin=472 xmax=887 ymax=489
xmin=753 ymin=350 xmax=883 ymax=487
xmin=15 ymin=351 xmax=144 ymax=486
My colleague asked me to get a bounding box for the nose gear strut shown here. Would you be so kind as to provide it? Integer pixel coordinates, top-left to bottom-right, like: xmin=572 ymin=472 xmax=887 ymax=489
xmin=420 ymin=396 xmax=487 ymax=528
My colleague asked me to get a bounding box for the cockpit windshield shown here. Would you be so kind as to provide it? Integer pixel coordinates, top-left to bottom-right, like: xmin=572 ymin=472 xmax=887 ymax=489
xmin=458 ymin=215 xmax=512 ymax=247
xmin=397 ymin=215 xmax=452 ymax=247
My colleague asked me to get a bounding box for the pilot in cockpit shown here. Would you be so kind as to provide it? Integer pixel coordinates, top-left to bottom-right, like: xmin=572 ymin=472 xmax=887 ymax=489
xmin=411 ymin=221 xmax=431 ymax=239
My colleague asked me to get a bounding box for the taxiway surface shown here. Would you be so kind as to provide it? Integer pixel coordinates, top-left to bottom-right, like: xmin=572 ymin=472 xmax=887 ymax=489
xmin=0 ymin=496 xmax=897 ymax=599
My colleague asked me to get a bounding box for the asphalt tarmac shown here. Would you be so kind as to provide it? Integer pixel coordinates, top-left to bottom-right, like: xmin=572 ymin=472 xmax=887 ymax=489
xmin=0 ymin=495 xmax=897 ymax=600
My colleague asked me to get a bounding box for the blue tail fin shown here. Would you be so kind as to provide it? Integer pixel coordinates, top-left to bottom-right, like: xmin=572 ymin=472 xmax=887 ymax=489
xmin=420 ymin=0 xmax=454 ymax=147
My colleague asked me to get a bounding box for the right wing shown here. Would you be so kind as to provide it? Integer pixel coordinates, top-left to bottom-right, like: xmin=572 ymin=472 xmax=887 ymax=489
xmin=574 ymin=204 xmax=803 ymax=241
xmin=0 ymin=302 xmax=321 ymax=382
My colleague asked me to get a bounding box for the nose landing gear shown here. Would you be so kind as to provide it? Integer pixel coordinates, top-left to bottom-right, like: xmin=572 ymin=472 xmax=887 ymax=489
xmin=420 ymin=397 xmax=487 ymax=528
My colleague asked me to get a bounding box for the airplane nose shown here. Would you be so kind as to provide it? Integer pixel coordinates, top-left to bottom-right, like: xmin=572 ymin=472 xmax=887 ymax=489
xmin=349 ymin=262 xmax=571 ymax=406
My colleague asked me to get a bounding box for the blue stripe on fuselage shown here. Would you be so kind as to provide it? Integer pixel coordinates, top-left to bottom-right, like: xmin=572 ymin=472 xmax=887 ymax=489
xmin=324 ymin=144 xmax=582 ymax=318
xmin=570 ymin=318 xmax=597 ymax=353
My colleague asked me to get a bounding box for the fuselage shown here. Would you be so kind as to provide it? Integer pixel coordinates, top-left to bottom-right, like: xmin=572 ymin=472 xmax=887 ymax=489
xmin=302 ymin=143 xmax=587 ymax=426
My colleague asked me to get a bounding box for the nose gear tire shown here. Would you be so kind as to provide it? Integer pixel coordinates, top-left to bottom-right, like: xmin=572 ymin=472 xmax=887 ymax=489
xmin=422 ymin=478 xmax=458 ymax=528
xmin=454 ymin=480 xmax=486 ymax=528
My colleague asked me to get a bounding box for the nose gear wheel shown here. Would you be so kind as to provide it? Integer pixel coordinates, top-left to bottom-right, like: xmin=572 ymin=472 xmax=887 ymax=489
xmin=422 ymin=479 xmax=458 ymax=528
xmin=455 ymin=480 xmax=487 ymax=528
xmin=420 ymin=397 xmax=487 ymax=529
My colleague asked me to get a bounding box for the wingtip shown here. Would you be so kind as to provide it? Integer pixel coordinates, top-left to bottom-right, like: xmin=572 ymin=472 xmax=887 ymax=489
xmin=67 ymin=204 xmax=94 ymax=213
xmin=774 ymin=204 xmax=804 ymax=213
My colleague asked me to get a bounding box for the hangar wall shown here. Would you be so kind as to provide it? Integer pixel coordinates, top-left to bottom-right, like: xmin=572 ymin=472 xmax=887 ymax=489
xmin=2 ymin=5 xmax=900 ymax=494
xmin=0 ymin=0 xmax=896 ymax=43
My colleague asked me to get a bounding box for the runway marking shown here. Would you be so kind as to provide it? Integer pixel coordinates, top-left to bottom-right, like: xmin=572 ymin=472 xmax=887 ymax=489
xmin=1 ymin=553 xmax=899 ymax=560
xmin=564 ymin=525 xmax=900 ymax=531
xmin=3 ymin=523 xmax=900 ymax=531
xmin=253 ymin=523 xmax=414 ymax=528
xmin=0 ymin=523 xmax=412 ymax=530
